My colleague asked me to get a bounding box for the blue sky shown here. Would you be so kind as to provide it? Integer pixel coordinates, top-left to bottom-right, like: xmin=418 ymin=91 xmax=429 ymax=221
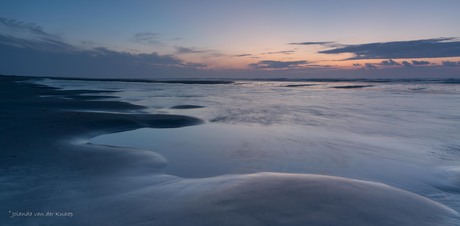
xmin=1 ymin=0 xmax=460 ymax=78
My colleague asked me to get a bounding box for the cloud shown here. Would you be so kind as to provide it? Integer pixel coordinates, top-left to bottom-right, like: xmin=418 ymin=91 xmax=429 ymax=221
xmin=442 ymin=61 xmax=460 ymax=67
xmin=1 ymin=17 xmax=459 ymax=79
xmin=183 ymin=62 xmax=207 ymax=68
xmin=0 ymin=34 xmax=72 ymax=52
xmin=0 ymin=17 xmax=206 ymax=77
xmin=175 ymin=46 xmax=225 ymax=59
xmin=80 ymin=40 xmax=95 ymax=46
xmin=401 ymin=60 xmax=432 ymax=67
xmin=175 ymin=46 xmax=209 ymax=54
xmin=411 ymin=60 xmax=431 ymax=66
xmin=205 ymin=51 xmax=226 ymax=57
xmin=1 ymin=17 xmax=51 ymax=37
xmin=132 ymin=32 xmax=161 ymax=45
xmin=319 ymin=38 xmax=460 ymax=60
xmin=0 ymin=17 xmax=74 ymax=51
xmin=249 ymin=60 xmax=307 ymax=69
xmin=234 ymin=54 xmax=252 ymax=57
xmin=402 ymin=61 xmax=412 ymax=67
xmin=262 ymin=50 xmax=295 ymax=55
xmin=289 ymin=41 xmax=335 ymax=46
xmin=362 ymin=59 xmax=435 ymax=68
xmin=0 ymin=38 xmax=206 ymax=77
xmin=364 ymin=63 xmax=377 ymax=69
xmin=380 ymin=59 xmax=401 ymax=66
xmin=353 ymin=63 xmax=361 ymax=67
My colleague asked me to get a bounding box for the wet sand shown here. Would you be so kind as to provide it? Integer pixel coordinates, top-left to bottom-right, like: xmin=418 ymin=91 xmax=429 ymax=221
xmin=1 ymin=75 xmax=458 ymax=226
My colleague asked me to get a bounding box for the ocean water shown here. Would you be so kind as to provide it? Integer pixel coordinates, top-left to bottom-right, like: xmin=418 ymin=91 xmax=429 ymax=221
xmin=32 ymin=78 xmax=460 ymax=225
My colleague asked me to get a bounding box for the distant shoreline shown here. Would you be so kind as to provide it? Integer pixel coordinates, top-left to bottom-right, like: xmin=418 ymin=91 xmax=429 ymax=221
xmin=1 ymin=74 xmax=460 ymax=84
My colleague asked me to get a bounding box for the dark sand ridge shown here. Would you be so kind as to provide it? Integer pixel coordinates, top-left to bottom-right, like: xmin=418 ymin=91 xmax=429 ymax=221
xmin=284 ymin=84 xmax=318 ymax=87
xmin=0 ymin=76 xmax=202 ymax=225
xmin=1 ymin=75 xmax=459 ymax=226
xmin=332 ymin=85 xmax=374 ymax=89
xmin=0 ymin=75 xmax=203 ymax=169
xmin=170 ymin=105 xmax=205 ymax=109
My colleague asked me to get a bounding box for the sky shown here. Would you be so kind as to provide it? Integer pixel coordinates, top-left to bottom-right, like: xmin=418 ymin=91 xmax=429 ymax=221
xmin=1 ymin=0 xmax=460 ymax=78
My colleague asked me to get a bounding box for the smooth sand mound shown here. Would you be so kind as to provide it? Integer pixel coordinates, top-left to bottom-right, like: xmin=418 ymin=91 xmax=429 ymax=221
xmin=80 ymin=173 xmax=459 ymax=226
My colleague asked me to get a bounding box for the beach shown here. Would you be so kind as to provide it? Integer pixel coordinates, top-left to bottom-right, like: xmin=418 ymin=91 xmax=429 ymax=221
xmin=1 ymin=75 xmax=459 ymax=225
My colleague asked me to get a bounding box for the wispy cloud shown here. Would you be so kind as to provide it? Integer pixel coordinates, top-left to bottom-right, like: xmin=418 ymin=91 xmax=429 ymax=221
xmin=0 ymin=38 xmax=206 ymax=77
xmin=249 ymin=60 xmax=307 ymax=69
xmin=0 ymin=17 xmax=74 ymax=51
xmin=289 ymin=41 xmax=335 ymax=46
xmin=0 ymin=17 xmax=206 ymax=77
xmin=319 ymin=38 xmax=460 ymax=60
xmin=233 ymin=54 xmax=252 ymax=57
xmin=132 ymin=32 xmax=161 ymax=45
xmin=1 ymin=17 xmax=52 ymax=37
xmin=91 ymin=47 xmax=189 ymax=67
xmin=175 ymin=46 xmax=226 ymax=59
xmin=175 ymin=46 xmax=209 ymax=54
xmin=261 ymin=50 xmax=295 ymax=55
xmin=183 ymin=62 xmax=207 ymax=68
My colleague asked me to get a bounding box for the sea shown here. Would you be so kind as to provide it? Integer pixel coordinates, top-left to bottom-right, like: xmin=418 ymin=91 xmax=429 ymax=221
xmin=32 ymin=77 xmax=460 ymax=222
